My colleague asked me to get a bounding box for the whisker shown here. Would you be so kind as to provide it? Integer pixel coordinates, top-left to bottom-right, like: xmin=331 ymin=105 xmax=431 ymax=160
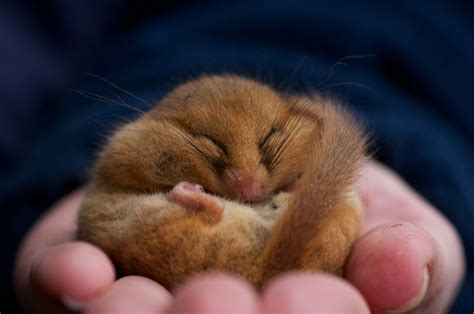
xmin=318 ymin=82 xmax=374 ymax=93
xmin=281 ymin=55 xmax=308 ymax=91
xmin=87 ymin=116 xmax=106 ymax=127
xmin=71 ymin=88 xmax=147 ymax=115
xmin=267 ymin=108 xmax=306 ymax=171
xmin=172 ymin=125 xmax=213 ymax=164
xmin=70 ymin=89 xmax=123 ymax=105
xmin=105 ymin=89 xmax=146 ymax=114
xmin=81 ymin=72 xmax=151 ymax=107
xmin=272 ymin=97 xmax=317 ymax=169
xmin=314 ymin=54 xmax=376 ymax=89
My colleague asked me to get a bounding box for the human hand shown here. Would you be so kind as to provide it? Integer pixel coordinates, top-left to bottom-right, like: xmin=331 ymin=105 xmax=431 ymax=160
xmin=344 ymin=160 xmax=465 ymax=313
xmin=14 ymin=189 xmax=171 ymax=313
xmin=166 ymin=160 xmax=465 ymax=313
xmin=15 ymin=160 xmax=465 ymax=313
xmin=16 ymin=187 xmax=361 ymax=313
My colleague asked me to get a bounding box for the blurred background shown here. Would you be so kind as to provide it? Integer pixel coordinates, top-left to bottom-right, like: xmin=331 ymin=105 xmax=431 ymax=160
xmin=1 ymin=0 xmax=473 ymax=311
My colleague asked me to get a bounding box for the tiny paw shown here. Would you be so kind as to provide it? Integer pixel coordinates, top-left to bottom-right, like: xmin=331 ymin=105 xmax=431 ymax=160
xmin=168 ymin=181 xmax=224 ymax=220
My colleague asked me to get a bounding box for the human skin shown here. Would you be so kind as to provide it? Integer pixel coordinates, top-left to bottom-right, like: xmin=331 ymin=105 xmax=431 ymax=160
xmin=14 ymin=160 xmax=465 ymax=313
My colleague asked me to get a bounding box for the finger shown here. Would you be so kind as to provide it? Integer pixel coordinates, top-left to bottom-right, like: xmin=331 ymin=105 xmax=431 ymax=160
xmin=85 ymin=276 xmax=171 ymax=314
xmin=15 ymin=189 xmax=86 ymax=294
xmin=262 ymin=272 xmax=369 ymax=313
xmin=30 ymin=242 xmax=115 ymax=310
xmin=356 ymin=161 xmax=465 ymax=311
xmin=169 ymin=273 xmax=260 ymax=314
xmin=14 ymin=189 xmax=107 ymax=313
xmin=345 ymin=223 xmax=434 ymax=313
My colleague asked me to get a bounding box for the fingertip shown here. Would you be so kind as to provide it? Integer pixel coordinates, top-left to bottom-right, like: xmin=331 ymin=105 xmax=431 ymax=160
xmin=30 ymin=242 xmax=115 ymax=302
xmin=345 ymin=223 xmax=434 ymax=313
xmin=262 ymin=272 xmax=369 ymax=313
xmin=85 ymin=276 xmax=171 ymax=314
xmin=170 ymin=273 xmax=260 ymax=314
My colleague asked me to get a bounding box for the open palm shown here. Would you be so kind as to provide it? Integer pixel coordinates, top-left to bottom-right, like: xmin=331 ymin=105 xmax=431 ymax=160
xmin=15 ymin=161 xmax=464 ymax=313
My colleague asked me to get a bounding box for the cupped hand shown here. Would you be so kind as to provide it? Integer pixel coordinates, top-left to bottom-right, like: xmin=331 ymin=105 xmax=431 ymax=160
xmin=15 ymin=161 xmax=465 ymax=313
xmin=14 ymin=190 xmax=170 ymax=313
xmin=345 ymin=161 xmax=465 ymax=313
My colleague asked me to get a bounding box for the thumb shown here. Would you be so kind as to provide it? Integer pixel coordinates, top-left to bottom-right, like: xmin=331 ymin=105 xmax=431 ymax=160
xmin=345 ymin=223 xmax=435 ymax=313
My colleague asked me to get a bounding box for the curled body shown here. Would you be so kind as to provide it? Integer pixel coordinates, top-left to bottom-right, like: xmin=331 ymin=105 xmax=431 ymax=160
xmin=78 ymin=75 xmax=367 ymax=289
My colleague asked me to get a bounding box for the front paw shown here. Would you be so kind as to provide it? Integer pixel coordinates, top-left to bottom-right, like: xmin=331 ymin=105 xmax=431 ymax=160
xmin=168 ymin=182 xmax=224 ymax=221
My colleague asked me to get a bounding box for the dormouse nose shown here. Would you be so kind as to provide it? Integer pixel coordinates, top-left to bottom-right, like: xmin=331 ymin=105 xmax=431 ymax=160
xmin=225 ymin=169 xmax=266 ymax=202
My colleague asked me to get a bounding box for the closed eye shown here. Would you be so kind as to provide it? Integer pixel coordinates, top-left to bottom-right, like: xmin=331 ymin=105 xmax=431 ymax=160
xmin=199 ymin=134 xmax=228 ymax=156
xmin=259 ymin=127 xmax=278 ymax=150
xmin=212 ymin=159 xmax=227 ymax=174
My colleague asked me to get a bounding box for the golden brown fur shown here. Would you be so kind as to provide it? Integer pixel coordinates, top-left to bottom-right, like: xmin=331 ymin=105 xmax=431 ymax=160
xmin=78 ymin=74 xmax=367 ymax=290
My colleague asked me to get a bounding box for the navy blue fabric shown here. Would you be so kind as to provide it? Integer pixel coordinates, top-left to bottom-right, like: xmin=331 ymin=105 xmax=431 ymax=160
xmin=0 ymin=1 xmax=137 ymax=179
xmin=0 ymin=0 xmax=135 ymax=310
xmin=1 ymin=0 xmax=473 ymax=311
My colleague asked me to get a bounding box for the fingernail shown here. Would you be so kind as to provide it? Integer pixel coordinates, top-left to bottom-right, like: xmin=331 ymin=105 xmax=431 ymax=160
xmin=61 ymin=295 xmax=86 ymax=312
xmin=385 ymin=267 xmax=429 ymax=313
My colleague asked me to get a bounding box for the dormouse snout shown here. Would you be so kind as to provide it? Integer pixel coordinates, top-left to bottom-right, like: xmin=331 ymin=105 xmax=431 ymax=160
xmin=224 ymin=168 xmax=268 ymax=202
